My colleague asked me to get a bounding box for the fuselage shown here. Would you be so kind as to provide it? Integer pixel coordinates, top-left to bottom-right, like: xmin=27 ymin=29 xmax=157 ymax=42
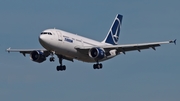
xmin=39 ymin=29 xmax=115 ymax=63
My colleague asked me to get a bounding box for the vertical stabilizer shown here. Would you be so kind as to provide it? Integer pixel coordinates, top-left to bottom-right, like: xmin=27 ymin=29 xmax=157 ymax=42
xmin=102 ymin=14 xmax=123 ymax=45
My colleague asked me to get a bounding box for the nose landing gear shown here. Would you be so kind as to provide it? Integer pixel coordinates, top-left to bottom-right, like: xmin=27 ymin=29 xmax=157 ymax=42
xmin=49 ymin=52 xmax=55 ymax=62
xmin=50 ymin=57 xmax=55 ymax=62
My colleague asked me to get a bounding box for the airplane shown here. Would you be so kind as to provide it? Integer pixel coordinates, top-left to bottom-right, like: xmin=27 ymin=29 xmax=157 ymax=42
xmin=6 ymin=14 xmax=176 ymax=71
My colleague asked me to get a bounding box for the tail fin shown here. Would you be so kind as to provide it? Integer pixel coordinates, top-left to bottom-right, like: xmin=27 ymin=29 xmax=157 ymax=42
xmin=102 ymin=14 xmax=123 ymax=45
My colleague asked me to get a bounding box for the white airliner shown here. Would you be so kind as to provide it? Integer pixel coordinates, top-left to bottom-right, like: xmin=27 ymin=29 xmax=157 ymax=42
xmin=7 ymin=14 xmax=176 ymax=71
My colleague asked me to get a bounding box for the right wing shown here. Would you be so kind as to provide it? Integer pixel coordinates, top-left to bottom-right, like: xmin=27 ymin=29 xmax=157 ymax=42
xmin=6 ymin=48 xmax=50 ymax=56
xmin=6 ymin=48 xmax=74 ymax=62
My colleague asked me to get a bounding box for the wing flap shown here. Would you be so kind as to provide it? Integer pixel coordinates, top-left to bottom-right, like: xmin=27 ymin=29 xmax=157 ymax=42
xmin=75 ymin=48 xmax=89 ymax=56
xmin=117 ymin=44 xmax=160 ymax=54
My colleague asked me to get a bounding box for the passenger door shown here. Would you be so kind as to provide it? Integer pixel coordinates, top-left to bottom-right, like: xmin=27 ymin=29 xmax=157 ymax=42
xmin=57 ymin=31 xmax=63 ymax=41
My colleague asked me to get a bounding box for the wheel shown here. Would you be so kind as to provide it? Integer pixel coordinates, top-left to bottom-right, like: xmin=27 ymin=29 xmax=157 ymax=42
xmin=93 ymin=64 xmax=97 ymax=69
xmin=56 ymin=65 xmax=66 ymax=71
xmin=100 ymin=63 xmax=102 ymax=69
xmin=93 ymin=64 xmax=103 ymax=69
xmin=56 ymin=66 xmax=60 ymax=71
xmin=97 ymin=64 xmax=101 ymax=69
xmin=50 ymin=57 xmax=55 ymax=62
xmin=62 ymin=65 xmax=66 ymax=70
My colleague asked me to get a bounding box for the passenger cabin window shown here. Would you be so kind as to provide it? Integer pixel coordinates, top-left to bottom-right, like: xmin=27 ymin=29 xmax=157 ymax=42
xmin=41 ymin=32 xmax=52 ymax=35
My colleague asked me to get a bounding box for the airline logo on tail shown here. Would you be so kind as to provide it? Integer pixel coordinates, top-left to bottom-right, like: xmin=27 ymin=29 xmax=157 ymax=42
xmin=103 ymin=14 xmax=123 ymax=45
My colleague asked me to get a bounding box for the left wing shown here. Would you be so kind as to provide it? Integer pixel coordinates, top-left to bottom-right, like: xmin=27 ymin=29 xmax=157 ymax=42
xmin=75 ymin=39 xmax=176 ymax=55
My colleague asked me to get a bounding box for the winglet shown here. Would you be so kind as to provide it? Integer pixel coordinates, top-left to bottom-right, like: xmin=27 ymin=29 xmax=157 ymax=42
xmin=170 ymin=39 xmax=177 ymax=45
xmin=6 ymin=47 xmax=11 ymax=53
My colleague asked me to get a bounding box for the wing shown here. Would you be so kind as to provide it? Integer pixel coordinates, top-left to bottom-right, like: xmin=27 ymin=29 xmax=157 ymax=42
xmin=75 ymin=40 xmax=176 ymax=55
xmin=6 ymin=48 xmax=50 ymax=56
xmin=6 ymin=48 xmax=74 ymax=62
xmin=104 ymin=40 xmax=176 ymax=54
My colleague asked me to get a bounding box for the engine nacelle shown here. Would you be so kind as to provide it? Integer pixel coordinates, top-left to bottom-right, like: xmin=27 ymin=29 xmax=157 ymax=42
xmin=30 ymin=51 xmax=46 ymax=63
xmin=89 ymin=47 xmax=105 ymax=60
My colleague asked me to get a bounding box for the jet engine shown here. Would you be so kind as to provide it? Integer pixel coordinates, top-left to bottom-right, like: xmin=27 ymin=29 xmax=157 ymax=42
xmin=30 ymin=51 xmax=46 ymax=63
xmin=89 ymin=48 xmax=105 ymax=60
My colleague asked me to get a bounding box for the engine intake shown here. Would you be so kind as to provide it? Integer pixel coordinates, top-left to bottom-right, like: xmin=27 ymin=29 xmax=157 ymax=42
xmin=30 ymin=51 xmax=46 ymax=63
xmin=89 ymin=48 xmax=105 ymax=60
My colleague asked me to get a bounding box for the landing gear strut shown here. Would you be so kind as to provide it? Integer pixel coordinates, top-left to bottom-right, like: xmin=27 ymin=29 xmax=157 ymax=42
xmin=49 ymin=52 xmax=55 ymax=62
xmin=93 ymin=61 xmax=103 ymax=69
xmin=56 ymin=56 xmax=66 ymax=71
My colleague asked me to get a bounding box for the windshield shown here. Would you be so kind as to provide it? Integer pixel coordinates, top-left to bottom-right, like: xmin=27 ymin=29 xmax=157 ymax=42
xmin=41 ymin=32 xmax=52 ymax=35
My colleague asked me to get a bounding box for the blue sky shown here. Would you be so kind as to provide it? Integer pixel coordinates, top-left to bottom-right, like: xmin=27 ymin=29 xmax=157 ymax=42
xmin=0 ymin=0 xmax=179 ymax=101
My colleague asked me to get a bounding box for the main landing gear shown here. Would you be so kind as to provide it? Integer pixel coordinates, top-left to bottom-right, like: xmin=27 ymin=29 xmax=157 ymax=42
xmin=49 ymin=54 xmax=66 ymax=71
xmin=93 ymin=61 xmax=103 ymax=69
xmin=56 ymin=56 xmax=66 ymax=71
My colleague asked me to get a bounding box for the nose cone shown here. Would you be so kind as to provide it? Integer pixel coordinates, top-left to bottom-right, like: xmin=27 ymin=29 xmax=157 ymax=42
xmin=39 ymin=35 xmax=49 ymax=46
xmin=39 ymin=35 xmax=45 ymax=43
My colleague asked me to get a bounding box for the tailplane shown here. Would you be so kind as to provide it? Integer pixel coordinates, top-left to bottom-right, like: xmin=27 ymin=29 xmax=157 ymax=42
xmin=102 ymin=14 xmax=123 ymax=45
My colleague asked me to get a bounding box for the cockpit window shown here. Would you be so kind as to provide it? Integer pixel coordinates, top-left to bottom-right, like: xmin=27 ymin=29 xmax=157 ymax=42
xmin=41 ymin=32 xmax=52 ymax=35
